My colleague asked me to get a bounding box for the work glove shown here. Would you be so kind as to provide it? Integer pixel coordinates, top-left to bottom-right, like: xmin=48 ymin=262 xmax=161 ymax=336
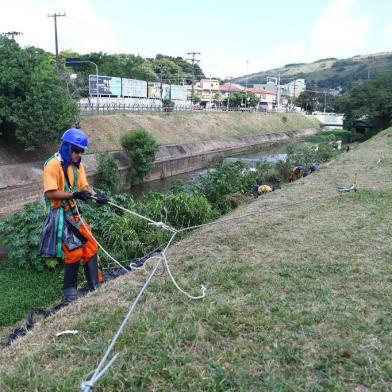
xmin=94 ymin=193 xmax=109 ymax=204
xmin=72 ymin=190 xmax=92 ymax=201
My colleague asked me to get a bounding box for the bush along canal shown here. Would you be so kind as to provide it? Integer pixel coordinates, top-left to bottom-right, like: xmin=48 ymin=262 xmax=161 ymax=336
xmin=0 ymin=137 xmax=346 ymax=330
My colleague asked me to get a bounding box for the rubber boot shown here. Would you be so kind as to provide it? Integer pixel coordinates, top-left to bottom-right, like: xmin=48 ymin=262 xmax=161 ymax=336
xmin=62 ymin=262 xmax=80 ymax=304
xmin=83 ymin=255 xmax=100 ymax=291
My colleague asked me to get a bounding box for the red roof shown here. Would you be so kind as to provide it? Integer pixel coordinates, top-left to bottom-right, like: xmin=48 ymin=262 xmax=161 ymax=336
xmin=245 ymin=87 xmax=275 ymax=95
xmin=219 ymin=83 xmax=244 ymax=92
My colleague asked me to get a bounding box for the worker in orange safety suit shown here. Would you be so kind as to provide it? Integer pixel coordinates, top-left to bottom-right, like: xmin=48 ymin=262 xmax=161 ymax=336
xmin=42 ymin=128 xmax=108 ymax=303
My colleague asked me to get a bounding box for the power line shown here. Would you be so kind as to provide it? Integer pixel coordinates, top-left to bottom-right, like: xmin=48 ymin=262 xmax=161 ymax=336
xmin=2 ymin=31 xmax=23 ymax=40
xmin=186 ymin=52 xmax=201 ymax=103
xmin=47 ymin=12 xmax=66 ymax=73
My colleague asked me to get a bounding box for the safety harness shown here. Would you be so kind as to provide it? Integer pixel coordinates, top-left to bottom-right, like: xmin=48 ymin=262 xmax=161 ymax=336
xmin=43 ymin=153 xmax=80 ymax=258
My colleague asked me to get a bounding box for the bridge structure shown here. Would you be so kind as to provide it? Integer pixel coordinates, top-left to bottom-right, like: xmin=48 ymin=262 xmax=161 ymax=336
xmin=311 ymin=112 xmax=344 ymax=128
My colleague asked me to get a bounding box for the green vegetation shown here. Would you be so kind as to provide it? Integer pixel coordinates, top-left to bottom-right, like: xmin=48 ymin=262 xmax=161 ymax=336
xmin=0 ymin=260 xmax=63 ymax=328
xmin=222 ymin=92 xmax=259 ymax=108
xmin=63 ymin=51 xmax=204 ymax=96
xmin=304 ymin=129 xmax=355 ymax=144
xmin=95 ymin=154 xmax=121 ymax=193
xmin=120 ymin=128 xmax=160 ymax=183
xmin=334 ymin=74 xmax=392 ymax=134
xmin=0 ymin=203 xmax=48 ymax=270
xmin=0 ymin=140 xmax=338 ymax=274
xmin=0 ymin=36 xmax=78 ymax=150
xmin=232 ymin=51 xmax=392 ymax=92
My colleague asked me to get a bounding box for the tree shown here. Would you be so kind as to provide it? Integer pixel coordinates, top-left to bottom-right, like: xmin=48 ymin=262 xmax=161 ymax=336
xmin=334 ymin=74 xmax=392 ymax=132
xmin=0 ymin=37 xmax=78 ymax=150
xmin=294 ymin=84 xmax=317 ymax=112
xmin=120 ymin=128 xmax=159 ymax=184
xmin=222 ymin=92 xmax=258 ymax=108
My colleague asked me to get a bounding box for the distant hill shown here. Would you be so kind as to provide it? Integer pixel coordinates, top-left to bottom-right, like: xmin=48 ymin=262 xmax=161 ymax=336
xmin=231 ymin=52 xmax=392 ymax=91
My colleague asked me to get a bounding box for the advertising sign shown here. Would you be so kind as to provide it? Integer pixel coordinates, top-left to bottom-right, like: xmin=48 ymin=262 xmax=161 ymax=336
xmin=170 ymin=84 xmax=188 ymax=101
xmin=147 ymin=82 xmax=161 ymax=99
xmin=89 ymin=75 xmax=122 ymax=96
xmin=161 ymin=84 xmax=171 ymax=100
xmin=122 ymin=78 xmax=147 ymax=98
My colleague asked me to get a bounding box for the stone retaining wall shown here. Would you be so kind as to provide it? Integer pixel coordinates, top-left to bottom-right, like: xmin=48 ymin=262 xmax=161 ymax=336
xmin=0 ymin=128 xmax=321 ymax=219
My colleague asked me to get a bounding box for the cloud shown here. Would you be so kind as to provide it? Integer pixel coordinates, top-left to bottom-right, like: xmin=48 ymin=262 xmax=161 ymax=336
xmin=309 ymin=0 xmax=372 ymax=59
xmin=0 ymin=0 xmax=128 ymax=54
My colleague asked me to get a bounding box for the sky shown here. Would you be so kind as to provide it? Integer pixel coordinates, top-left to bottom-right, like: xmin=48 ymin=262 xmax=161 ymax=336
xmin=1 ymin=0 xmax=392 ymax=79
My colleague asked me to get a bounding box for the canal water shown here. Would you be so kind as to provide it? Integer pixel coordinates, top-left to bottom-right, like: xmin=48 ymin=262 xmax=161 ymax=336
xmin=130 ymin=143 xmax=289 ymax=197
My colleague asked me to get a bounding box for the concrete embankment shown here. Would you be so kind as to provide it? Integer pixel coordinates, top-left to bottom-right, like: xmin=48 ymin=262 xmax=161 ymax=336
xmin=0 ymin=127 xmax=321 ymax=219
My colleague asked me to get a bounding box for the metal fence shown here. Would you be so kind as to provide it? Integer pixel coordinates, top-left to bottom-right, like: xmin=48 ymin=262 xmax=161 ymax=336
xmin=78 ymin=103 xmax=276 ymax=116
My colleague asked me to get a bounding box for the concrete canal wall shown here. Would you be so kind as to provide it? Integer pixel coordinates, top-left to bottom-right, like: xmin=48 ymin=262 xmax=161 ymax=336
xmin=0 ymin=127 xmax=322 ymax=219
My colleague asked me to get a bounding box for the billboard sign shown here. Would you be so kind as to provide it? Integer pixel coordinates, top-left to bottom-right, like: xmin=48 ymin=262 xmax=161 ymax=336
xmin=89 ymin=75 xmax=122 ymax=96
xmin=122 ymin=78 xmax=147 ymax=98
xmin=162 ymin=84 xmax=171 ymax=100
xmin=147 ymin=82 xmax=161 ymax=99
xmin=170 ymin=85 xmax=188 ymax=101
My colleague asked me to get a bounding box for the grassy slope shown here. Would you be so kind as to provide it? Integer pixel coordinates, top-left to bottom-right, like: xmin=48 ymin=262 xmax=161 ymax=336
xmin=81 ymin=112 xmax=320 ymax=153
xmin=1 ymin=130 xmax=392 ymax=390
xmin=0 ymin=113 xmax=320 ymax=164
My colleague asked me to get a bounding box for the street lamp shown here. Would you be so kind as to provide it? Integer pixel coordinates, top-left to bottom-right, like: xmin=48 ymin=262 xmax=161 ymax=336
xmin=226 ymin=76 xmax=232 ymax=111
xmin=65 ymin=58 xmax=99 ymax=107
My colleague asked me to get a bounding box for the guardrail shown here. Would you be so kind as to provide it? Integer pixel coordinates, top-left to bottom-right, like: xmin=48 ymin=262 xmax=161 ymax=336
xmin=78 ymin=103 xmax=277 ymax=116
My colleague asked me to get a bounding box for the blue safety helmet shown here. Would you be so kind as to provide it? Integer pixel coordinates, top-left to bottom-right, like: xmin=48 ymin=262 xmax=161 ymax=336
xmin=59 ymin=128 xmax=88 ymax=169
xmin=61 ymin=128 xmax=89 ymax=150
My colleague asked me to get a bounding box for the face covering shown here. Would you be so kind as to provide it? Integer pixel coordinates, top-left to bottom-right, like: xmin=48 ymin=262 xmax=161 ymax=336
xmin=59 ymin=141 xmax=81 ymax=169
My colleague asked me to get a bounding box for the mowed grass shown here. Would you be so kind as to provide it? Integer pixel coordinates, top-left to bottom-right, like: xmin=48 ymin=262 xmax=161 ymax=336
xmin=1 ymin=129 xmax=392 ymax=391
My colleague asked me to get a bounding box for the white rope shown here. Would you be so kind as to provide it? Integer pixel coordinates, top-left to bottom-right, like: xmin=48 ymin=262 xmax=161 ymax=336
xmin=80 ymin=233 xmax=176 ymax=392
xmin=177 ymin=193 xmax=331 ymax=233
xmin=161 ymin=252 xmax=206 ymax=300
xmin=74 ymin=203 xmax=129 ymax=273
xmin=129 ymin=255 xmax=161 ymax=272
xmin=79 ymin=189 xmax=348 ymax=391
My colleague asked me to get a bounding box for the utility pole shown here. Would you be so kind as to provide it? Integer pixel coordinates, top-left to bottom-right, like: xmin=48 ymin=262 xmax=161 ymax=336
xmin=277 ymin=73 xmax=281 ymax=112
xmin=186 ymin=51 xmax=200 ymax=104
xmin=324 ymin=90 xmax=327 ymax=114
xmin=291 ymin=80 xmax=297 ymax=110
xmin=47 ymin=12 xmax=66 ymax=73
xmin=245 ymin=60 xmax=249 ymax=107
xmin=208 ymin=73 xmax=212 ymax=109
xmin=2 ymin=31 xmax=23 ymax=40
xmin=159 ymin=63 xmax=165 ymax=97
xmin=226 ymin=77 xmax=232 ymax=111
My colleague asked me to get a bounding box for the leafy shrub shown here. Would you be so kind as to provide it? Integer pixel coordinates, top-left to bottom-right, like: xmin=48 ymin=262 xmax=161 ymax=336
xmin=138 ymin=191 xmax=214 ymax=229
xmin=170 ymin=179 xmax=186 ymax=193
xmin=316 ymin=144 xmax=335 ymax=162
xmin=281 ymin=115 xmax=288 ymax=123
xmin=100 ymin=214 xmax=145 ymax=261
xmin=162 ymin=99 xmax=174 ymax=112
xmin=96 ymin=153 xmax=121 ymax=193
xmin=196 ymin=161 xmax=256 ymax=213
xmin=120 ymin=128 xmax=159 ymax=184
xmin=275 ymin=160 xmax=291 ymax=181
xmin=305 ymin=130 xmax=354 ymax=144
xmin=0 ymin=202 xmax=52 ymax=270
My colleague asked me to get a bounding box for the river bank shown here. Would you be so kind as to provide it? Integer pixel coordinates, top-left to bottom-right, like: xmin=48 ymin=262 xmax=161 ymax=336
xmin=0 ymin=127 xmax=322 ymax=219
